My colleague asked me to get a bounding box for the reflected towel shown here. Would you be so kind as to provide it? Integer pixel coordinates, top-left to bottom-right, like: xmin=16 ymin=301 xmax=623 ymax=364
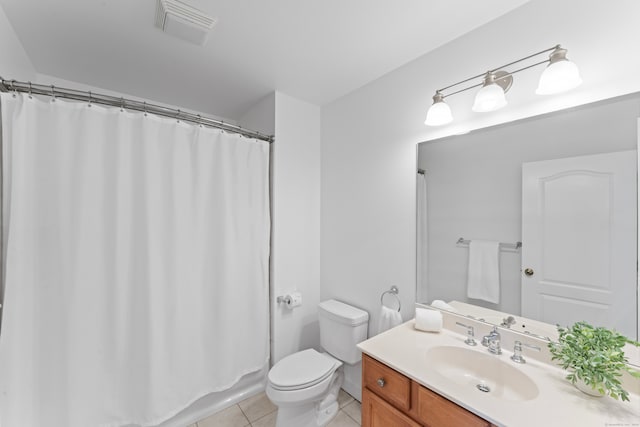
xmin=377 ymin=306 xmax=403 ymax=335
xmin=467 ymin=240 xmax=500 ymax=304
xmin=430 ymin=299 xmax=457 ymax=312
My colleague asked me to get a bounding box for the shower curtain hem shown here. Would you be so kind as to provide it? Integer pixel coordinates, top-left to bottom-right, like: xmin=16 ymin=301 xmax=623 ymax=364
xmin=103 ymin=356 xmax=270 ymax=427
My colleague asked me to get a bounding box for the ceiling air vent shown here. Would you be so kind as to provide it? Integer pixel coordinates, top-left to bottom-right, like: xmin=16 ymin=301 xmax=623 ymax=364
xmin=155 ymin=0 xmax=217 ymax=45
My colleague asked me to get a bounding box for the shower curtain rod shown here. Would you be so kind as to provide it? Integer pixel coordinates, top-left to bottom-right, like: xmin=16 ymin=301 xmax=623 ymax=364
xmin=0 ymin=78 xmax=274 ymax=143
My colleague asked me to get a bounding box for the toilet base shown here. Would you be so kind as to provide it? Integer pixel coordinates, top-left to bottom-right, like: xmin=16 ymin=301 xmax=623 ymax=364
xmin=274 ymin=370 xmax=343 ymax=427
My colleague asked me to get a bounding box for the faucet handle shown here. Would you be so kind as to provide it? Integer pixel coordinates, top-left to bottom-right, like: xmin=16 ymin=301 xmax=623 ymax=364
xmin=455 ymin=322 xmax=477 ymax=346
xmin=510 ymin=340 xmax=541 ymax=364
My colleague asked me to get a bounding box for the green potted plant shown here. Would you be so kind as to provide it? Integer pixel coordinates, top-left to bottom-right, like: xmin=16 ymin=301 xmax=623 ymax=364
xmin=548 ymin=321 xmax=640 ymax=401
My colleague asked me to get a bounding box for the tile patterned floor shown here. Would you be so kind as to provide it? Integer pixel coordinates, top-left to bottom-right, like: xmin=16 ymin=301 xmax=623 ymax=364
xmin=189 ymin=389 xmax=361 ymax=427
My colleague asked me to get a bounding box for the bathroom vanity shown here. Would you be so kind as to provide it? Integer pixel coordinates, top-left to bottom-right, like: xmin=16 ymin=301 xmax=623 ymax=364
xmin=358 ymin=312 xmax=640 ymax=427
xmin=362 ymin=353 xmax=492 ymax=426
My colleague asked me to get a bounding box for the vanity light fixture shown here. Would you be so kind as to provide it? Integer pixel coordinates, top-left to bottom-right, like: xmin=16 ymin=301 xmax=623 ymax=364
xmin=424 ymin=45 xmax=582 ymax=126
xmin=424 ymin=91 xmax=453 ymax=126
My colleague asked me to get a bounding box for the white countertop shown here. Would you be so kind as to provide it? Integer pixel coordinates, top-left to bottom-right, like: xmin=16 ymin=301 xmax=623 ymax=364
xmin=358 ymin=320 xmax=640 ymax=427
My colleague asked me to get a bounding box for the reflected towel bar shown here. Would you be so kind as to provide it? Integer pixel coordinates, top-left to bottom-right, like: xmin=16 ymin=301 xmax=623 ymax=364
xmin=456 ymin=237 xmax=522 ymax=252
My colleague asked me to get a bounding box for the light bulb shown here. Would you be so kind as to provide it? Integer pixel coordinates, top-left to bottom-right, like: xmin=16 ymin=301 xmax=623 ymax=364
xmin=425 ymin=92 xmax=452 ymax=126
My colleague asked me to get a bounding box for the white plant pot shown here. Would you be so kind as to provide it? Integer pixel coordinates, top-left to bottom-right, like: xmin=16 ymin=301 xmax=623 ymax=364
xmin=574 ymin=378 xmax=604 ymax=397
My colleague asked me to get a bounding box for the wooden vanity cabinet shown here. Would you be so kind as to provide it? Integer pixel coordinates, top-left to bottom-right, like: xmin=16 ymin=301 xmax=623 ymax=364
xmin=362 ymin=388 xmax=421 ymax=427
xmin=362 ymin=354 xmax=493 ymax=427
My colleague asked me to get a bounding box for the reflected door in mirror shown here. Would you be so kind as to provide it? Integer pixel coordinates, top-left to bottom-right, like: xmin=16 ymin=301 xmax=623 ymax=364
xmin=521 ymin=151 xmax=637 ymax=339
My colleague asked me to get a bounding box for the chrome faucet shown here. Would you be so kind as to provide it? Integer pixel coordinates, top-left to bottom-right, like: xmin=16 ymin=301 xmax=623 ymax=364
xmin=455 ymin=322 xmax=477 ymax=346
xmin=482 ymin=326 xmax=502 ymax=355
xmin=510 ymin=340 xmax=541 ymax=364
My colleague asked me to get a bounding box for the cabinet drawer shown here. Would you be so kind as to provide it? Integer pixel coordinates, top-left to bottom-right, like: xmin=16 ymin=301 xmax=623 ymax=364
xmin=363 ymin=354 xmax=411 ymax=411
xmin=414 ymin=382 xmax=490 ymax=427
xmin=362 ymin=388 xmax=421 ymax=427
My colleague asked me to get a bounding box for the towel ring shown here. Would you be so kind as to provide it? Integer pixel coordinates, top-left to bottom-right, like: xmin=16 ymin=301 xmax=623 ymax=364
xmin=380 ymin=286 xmax=401 ymax=312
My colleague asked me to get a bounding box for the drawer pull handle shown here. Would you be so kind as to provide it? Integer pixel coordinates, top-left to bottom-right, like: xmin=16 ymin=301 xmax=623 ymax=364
xmin=376 ymin=378 xmax=385 ymax=388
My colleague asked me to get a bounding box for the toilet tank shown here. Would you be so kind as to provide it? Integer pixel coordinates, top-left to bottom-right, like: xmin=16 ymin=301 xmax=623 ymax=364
xmin=318 ymin=299 xmax=369 ymax=365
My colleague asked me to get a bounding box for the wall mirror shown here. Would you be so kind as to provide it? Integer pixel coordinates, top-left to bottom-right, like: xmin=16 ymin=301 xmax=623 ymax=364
xmin=416 ymin=92 xmax=640 ymax=342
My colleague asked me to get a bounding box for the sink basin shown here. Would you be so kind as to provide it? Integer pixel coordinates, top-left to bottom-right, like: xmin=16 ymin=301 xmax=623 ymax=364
xmin=425 ymin=346 xmax=539 ymax=401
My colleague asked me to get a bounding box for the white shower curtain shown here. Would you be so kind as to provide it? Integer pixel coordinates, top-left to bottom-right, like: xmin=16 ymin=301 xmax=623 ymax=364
xmin=0 ymin=93 xmax=271 ymax=427
xmin=416 ymin=172 xmax=428 ymax=302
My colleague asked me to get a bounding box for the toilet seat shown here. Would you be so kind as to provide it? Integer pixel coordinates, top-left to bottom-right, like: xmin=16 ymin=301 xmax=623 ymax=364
xmin=268 ymin=349 xmax=340 ymax=391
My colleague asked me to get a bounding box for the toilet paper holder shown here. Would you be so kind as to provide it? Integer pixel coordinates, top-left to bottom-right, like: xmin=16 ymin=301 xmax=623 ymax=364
xmin=276 ymin=295 xmax=291 ymax=305
xmin=276 ymin=292 xmax=302 ymax=308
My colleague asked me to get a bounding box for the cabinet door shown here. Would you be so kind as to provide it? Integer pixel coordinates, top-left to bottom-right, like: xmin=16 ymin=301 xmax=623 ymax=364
xmin=413 ymin=383 xmax=489 ymax=427
xmin=362 ymin=388 xmax=422 ymax=427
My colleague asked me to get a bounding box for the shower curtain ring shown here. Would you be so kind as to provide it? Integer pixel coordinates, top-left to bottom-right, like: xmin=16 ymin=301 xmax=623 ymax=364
xmin=143 ymin=101 xmax=147 ymax=116
xmin=11 ymin=80 xmax=17 ymax=98
xmin=176 ymin=109 xmax=181 ymax=123
xmin=50 ymin=85 xmax=56 ymax=102
xmin=88 ymin=91 xmax=92 ymax=107
xmin=120 ymin=97 xmax=125 ymax=112
xmin=197 ymin=114 xmax=203 ymax=127
xmin=28 ymin=82 xmax=33 ymax=99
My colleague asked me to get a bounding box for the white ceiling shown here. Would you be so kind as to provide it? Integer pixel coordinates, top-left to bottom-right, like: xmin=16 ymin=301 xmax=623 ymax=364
xmin=1 ymin=0 xmax=528 ymax=121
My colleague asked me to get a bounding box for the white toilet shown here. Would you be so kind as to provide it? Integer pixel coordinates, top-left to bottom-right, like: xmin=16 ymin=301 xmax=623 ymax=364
xmin=266 ymin=299 xmax=369 ymax=427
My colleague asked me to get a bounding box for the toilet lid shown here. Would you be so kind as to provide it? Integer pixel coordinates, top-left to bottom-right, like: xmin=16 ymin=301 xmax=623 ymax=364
xmin=269 ymin=349 xmax=339 ymax=391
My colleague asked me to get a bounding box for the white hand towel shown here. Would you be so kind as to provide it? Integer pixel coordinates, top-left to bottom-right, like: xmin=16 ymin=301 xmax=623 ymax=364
xmin=430 ymin=299 xmax=458 ymax=312
xmin=414 ymin=308 xmax=443 ymax=332
xmin=467 ymin=240 xmax=500 ymax=304
xmin=377 ymin=306 xmax=403 ymax=335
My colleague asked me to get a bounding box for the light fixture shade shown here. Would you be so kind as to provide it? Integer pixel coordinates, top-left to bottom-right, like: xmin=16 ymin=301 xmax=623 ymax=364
xmin=472 ymin=82 xmax=507 ymax=112
xmin=536 ymin=46 xmax=582 ymax=95
xmin=536 ymin=59 xmax=582 ymax=95
xmin=425 ymin=93 xmax=452 ymax=126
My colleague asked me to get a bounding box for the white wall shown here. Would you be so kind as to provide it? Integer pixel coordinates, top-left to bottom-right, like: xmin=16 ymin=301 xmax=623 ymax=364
xmin=240 ymin=91 xmax=323 ymax=366
xmin=418 ymin=94 xmax=640 ymax=315
xmin=239 ymin=93 xmax=276 ymax=136
xmin=0 ymin=4 xmax=35 ymax=81
xmin=271 ymin=92 xmax=322 ymax=363
xmin=320 ymin=1 xmax=640 ymax=338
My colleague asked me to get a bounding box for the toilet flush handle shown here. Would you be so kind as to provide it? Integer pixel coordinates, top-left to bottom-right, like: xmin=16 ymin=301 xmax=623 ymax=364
xmin=377 ymin=378 xmax=386 ymax=388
